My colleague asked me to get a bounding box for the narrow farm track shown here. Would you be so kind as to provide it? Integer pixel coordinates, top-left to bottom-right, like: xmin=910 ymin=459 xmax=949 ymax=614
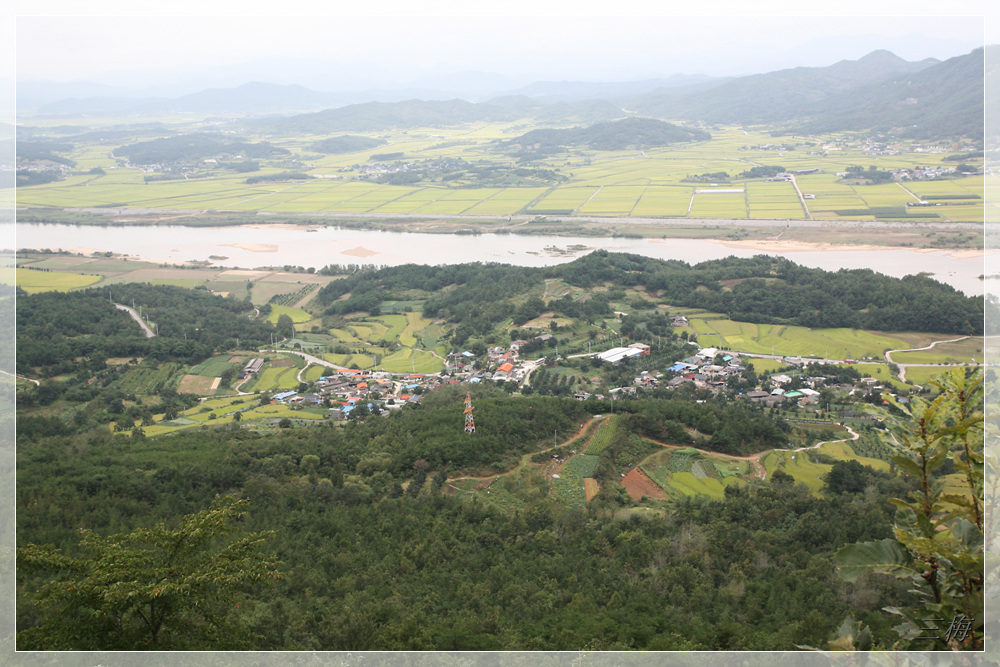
xmin=447 ymin=419 xmax=863 ymax=498
xmin=639 ymin=426 xmax=858 ymax=482
xmin=638 ymin=436 xmax=768 ymax=481
xmin=447 ymin=416 xmax=603 ymax=488
xmin=233 ymin=376 xmax=255 ymax=396
xmin=757 ymin=426 xmax=861 ymax=481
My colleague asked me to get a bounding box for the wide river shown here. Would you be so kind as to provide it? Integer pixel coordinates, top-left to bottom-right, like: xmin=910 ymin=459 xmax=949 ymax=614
xmin=13 ymin=222 xmax=989 ymax=296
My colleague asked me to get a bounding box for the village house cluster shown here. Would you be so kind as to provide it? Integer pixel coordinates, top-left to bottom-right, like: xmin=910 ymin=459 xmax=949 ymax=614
xmin=250 ymin=326 xmax=902 ymax=422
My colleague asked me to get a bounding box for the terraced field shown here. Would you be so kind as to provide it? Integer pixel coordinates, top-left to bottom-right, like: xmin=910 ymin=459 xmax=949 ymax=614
xmin=640 ymin=446 xmax=746 ymax=499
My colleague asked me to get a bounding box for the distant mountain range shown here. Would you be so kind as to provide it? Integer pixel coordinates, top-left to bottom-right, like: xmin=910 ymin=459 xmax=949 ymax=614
xmin=628 ymin=48 xmax=984 ymax=139
xmin=18 ymin=48 xmax=987 ymax=141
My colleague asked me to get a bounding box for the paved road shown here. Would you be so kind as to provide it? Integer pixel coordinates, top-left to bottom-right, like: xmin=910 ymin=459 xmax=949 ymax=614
xmin=1 ymin=369 xmax=39 ymax=386
xmin=883 ymin=336 xmax=974 ymax=383
xmin=115 ymin=303 xmax=155 ymax=337
xmin=263 ymin=349 xmax=350 ymax=373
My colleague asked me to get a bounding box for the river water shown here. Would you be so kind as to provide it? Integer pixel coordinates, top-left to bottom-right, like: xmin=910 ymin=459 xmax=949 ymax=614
xmin=13 ymin=222 xmax=989 ymax=296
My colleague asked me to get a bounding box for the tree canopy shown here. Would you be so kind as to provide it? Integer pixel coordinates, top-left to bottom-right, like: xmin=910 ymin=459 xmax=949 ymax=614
xmin=18 ymin=496 xmax=281 ymax=650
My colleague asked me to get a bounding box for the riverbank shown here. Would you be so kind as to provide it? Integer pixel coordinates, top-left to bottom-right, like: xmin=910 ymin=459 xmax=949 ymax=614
xmin=14 ymin=206 xmax=984 ymax=251
xmin=14 ymin=220 xmax=990 ymax=296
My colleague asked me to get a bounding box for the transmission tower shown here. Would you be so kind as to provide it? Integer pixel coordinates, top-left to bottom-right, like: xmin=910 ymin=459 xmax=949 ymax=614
xmin=464 ymin=392 xmax=476 ymax=434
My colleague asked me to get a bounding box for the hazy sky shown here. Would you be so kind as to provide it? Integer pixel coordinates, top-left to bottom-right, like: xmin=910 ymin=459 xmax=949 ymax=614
xmin=8 ymin=2 xmax=997 ymax=88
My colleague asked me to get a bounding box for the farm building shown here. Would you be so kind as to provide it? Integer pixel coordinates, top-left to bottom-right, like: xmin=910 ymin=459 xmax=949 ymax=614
xmin=597 ymin=347 xmax=644 ymax=365
xmin=242 ymin=357 xmax=264 ymax=379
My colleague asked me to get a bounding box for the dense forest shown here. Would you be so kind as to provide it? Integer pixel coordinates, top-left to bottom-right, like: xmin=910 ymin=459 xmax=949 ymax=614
xmin=314 ymin=252 xmax=983 ymax=336
xmin=16 ymin=284 xmax=276 ymax=377
xmin=16 ymin=381 xmax=924 ymax=650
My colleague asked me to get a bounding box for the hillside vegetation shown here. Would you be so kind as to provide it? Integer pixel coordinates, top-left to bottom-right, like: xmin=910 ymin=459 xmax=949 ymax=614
xmin=315 ymin=252 xmax=983 ymax=336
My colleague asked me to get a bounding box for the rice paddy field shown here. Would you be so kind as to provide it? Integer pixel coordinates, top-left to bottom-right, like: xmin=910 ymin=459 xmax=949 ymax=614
xmin=902 ymin=366 xmax=959 ymax=387
xmin=889 ymin=337 xmax=984 ymax=364
xmin=852 ymin=364 xmax=911 ymax=391
xmin=15 ymin=268 xmax=103 ymax=293
xmin=16 ymin=122 xmax=985 ymax=223
xmin=243 ymin=361 xmax=303 ymax=393
xmin=685 ymin=311 xmax=910 ymax=359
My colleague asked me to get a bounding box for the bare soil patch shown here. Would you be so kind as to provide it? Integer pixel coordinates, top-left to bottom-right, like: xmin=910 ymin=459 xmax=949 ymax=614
xmin=621 ymin=467 xmax=668 ymax=500
xmin=268 ymin=358 xmax=295 ymax=368
xmin=584 ymin=478 xmax=601 ymax=501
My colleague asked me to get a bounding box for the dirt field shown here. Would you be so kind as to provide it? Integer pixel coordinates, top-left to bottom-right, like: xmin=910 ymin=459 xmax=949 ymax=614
xmin=177 ymin=374 xmax=221 ymax=394
xmin=584 ymin=478 xmax=601 ymax=501
xmin=621 ymin=467 xmax=668 ymax=501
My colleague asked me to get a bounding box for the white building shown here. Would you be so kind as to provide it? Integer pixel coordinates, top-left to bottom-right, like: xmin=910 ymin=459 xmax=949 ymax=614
xmin=597 ymin=347 xmax=644 ymax=365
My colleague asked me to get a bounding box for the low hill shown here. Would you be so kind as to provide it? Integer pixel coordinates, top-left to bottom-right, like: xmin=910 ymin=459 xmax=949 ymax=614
xmin=252 ymin=96 xmax=627 ymax=134
xmin=504 ymin=117 xmax=709 ymax=152
xmin=113 ymin=133 xmax=291 ymax=165
xmin=307 ymin=135 xmax=386 ymax=154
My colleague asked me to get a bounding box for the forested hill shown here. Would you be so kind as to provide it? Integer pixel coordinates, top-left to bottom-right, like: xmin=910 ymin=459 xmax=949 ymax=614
xmin=113 ymin=133 xmax=290 ymax=166
xmin=16 ymin=284 xmax=275 ymax=377
xmin=504 ymin=117 xmax=710 ymax=151
xmin=316 ymin=252 xmax=982 ymax=336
